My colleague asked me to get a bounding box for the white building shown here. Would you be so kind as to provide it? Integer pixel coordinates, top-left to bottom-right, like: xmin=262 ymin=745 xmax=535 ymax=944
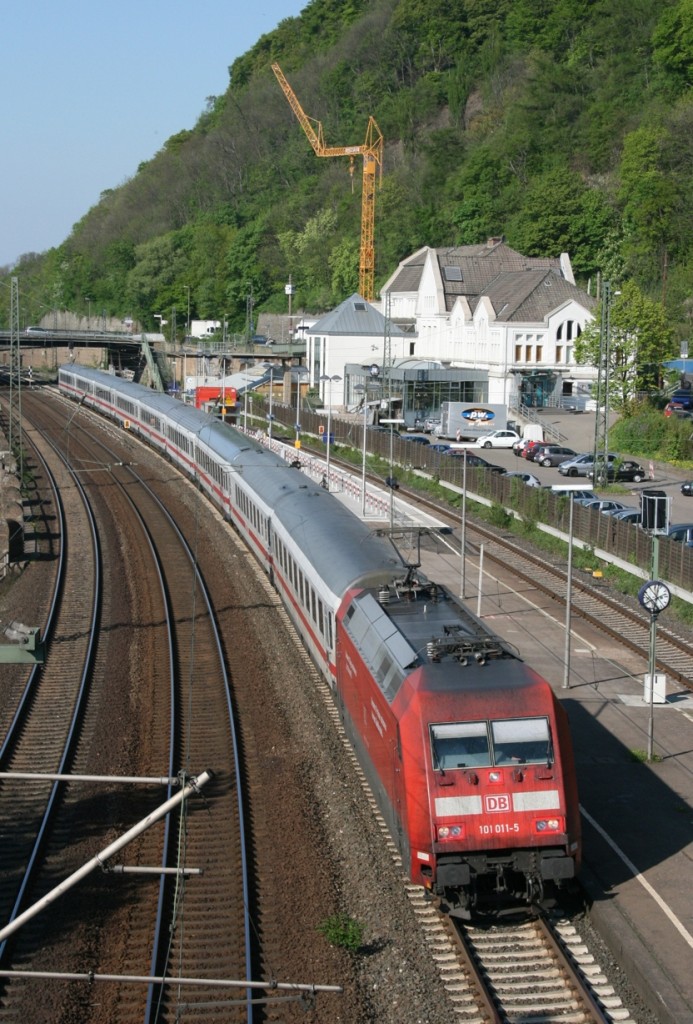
xmin=306 ymin=294 xmax=409 ymax=406
xmin=380 ymin=238 xmax=597 ymax=409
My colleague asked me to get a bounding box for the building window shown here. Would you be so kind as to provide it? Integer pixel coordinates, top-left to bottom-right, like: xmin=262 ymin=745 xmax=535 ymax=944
xmin=556 ymin=345 xmax=563 ymax=364
xmin=557 ymin=320 xmax=582 ymax=342
xmin=515 ymin=344 xmax=522 ymax=362
xmin=525 ymin=345 xmax=532 ymax=362
xmin=536 ymin=345 xmax=543 ymax=362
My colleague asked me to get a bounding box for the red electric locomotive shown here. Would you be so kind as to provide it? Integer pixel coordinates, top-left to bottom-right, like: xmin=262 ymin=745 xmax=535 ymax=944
xmin=336 ymin=568 xmax=580 ymax=917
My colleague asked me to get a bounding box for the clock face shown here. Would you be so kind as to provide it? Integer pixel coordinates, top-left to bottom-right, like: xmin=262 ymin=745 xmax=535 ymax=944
xmin=639 ymin=580 xmax=671 ymax=613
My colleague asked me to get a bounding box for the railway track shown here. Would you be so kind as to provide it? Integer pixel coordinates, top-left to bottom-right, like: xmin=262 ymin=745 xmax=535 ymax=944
xmin=0 ymin=407 xmax=254 ymax=1023
xmin=2 ymin=393 xmax=350 ymax=1024
xmin=0 ymin=438 xmax=101 ymax=961
xmin=449 ymin=912 xmax=637 ymax=1024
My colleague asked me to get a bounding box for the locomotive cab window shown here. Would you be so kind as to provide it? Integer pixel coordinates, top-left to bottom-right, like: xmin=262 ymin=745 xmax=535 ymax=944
xmin=491 ymin=717 xmax=551 ymax=766
xmin=430 ymin=722 xmax=491 ymax=770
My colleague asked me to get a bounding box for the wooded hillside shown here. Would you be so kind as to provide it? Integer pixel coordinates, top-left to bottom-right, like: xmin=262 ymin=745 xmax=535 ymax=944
xmin=5 ymin=0 xmax=693 ymax=339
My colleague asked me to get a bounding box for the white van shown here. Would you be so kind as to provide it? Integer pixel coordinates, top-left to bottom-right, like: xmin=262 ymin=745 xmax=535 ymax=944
xmin=522 ymin=424 xmax=544 ymax=442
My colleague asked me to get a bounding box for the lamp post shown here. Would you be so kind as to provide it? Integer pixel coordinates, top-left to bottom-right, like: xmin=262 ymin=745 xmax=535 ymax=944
xmin=638 ymin=537 xmax=671 ymax=761
xmin=562 ymin=495 xmax=575 ymax=688
xmin=185 ymin=285 xmax=191 ymax=336
xmin=85 ymin=297 xmax=91 ymax=330
xmin=593 ymin=281 xmax=620 ymax=484
xmin=285 ymin=275 xmax=295 ymax=341
xmin=266 ymin=366 xmax=276 ymax=441
xmin=380 ymin=417 xmax=405 ymax=531
xmin=320 ymin=374 xmax=342 ymax=490
xmin=460 ymin=453 xmax=468 ymax=598
xmin=354 ymin=384 xmax=369 ymax=516
xmin=294 ymin=365 xmax=309 ymax=448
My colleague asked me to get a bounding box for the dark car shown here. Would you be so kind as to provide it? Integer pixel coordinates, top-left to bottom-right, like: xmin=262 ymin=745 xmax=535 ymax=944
xmin=428 ymin=443 xmax=451 ymax=453
xmin=587 ymin=460 xmax=646 ymax=483
xmin=444 ymin=450 xmax=504 ymax=472
xmin=681 ymin=481 xmax=693 ymax=497
xmin=532 ymin=445 xmax=578 ymax=467
xmin=610 ymin=508 xmax=642 ymax=525
xmin=402 ymin=435 xmax=429 ymax=445
xmin=665 ymin=523 xmax=693 ymax=546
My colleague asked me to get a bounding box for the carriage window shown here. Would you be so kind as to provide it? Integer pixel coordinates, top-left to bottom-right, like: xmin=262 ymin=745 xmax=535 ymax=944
xmin=430 ymin=722 xmax=491 ymax=770
xmin=491 ymin=717 xmax=551 ymax=766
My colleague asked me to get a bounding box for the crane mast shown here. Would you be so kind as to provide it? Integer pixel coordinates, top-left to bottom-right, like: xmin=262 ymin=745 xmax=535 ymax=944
xmin=272 ymin=63 xmax=383 ymax=302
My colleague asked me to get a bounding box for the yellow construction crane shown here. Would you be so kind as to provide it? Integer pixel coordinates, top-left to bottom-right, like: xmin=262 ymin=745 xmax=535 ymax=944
xmin=272 ymin=63 xmax=383 ymax=302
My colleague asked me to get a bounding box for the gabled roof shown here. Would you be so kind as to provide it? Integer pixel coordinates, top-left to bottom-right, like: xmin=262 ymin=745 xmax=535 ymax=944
xmin=385 ymin=240 xmax=570 ymax=311
xmin=308 ymin=293 xmax=406 ymax=336
xmin=476 ymin=270 xmax=596 ymax=322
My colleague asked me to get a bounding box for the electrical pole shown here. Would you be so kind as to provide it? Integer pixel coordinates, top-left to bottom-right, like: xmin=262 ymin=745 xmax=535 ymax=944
xmin=382 ymin=292 xmax=392 ymax=417
xmin=9 ymin=277 xmax=23 ymax=484
xmin=593 ymin=281 xmax=612 ymax=484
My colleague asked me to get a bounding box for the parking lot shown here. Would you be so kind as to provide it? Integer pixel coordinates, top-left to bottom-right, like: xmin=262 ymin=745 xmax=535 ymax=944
xmin=410 ymin=408 xmax=693 ymax=526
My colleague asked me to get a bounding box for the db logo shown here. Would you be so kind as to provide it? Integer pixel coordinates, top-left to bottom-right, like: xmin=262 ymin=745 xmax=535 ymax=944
xmin=484 ymin=794 xmax=510 ymax=813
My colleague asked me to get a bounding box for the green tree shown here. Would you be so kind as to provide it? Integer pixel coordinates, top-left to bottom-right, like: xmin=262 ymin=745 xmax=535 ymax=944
xmin=574 ymin=281 xmax=674 ymax=413
xmin=618 ymin=126 xmax=677 ymax=283
xmin=507 ymin=167 xmax=614 ymax=277
xmin=653 ymin=0 xmax=693 ymax=97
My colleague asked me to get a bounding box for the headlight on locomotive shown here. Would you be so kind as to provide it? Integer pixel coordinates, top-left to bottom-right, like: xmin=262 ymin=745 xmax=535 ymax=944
xmin=437 ymin=823 xmax=464 ymax=841
xmin=534 ymin=817 xmax=564 ymax=833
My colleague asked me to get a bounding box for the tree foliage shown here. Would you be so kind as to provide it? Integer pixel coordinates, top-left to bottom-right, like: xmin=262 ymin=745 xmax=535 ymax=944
xmin=574 ymin=281 xmax=674 ymax=413
xmin=4 ymin=0 xmax=693 ymax=352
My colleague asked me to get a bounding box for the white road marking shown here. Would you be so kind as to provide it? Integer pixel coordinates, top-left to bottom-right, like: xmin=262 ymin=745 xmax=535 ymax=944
xmin=581 ymin=805 xmax=693 ymax=949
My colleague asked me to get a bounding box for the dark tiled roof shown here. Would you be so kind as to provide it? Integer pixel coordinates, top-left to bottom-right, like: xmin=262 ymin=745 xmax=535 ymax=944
xmin=479 ymin=270 xmax=597 ymax=321
xmin=387 ymin=241 xmax=569 ymax=312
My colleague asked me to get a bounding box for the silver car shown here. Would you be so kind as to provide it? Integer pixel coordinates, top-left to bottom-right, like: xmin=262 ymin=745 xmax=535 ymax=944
xmin=557 ymin=452 xmax=617 ymax=477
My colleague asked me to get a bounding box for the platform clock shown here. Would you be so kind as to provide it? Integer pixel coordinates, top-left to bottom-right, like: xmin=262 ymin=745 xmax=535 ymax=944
xmin=638 ymin=580 xmax=671 ymax=614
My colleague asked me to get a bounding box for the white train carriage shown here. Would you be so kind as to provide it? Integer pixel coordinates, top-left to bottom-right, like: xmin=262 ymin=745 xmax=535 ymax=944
xmin=58 ymin=366 xmax=400 ymax=683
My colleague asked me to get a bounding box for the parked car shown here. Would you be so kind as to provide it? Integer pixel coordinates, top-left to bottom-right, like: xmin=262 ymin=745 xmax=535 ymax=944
xmin=610 ymin=507 xmax=638 ymax=524
xmin=558 ymin=452 xmax=617 ymax=477
xmin=444 ymin=450 xmax=504 ymax=472
xmin=610 ymin=507 xmax=642 ymax=524
xmin=474 ymin=429 xmax=522 ymax=449
xmin=587 ymin=460 xmax=646 ymax=483
xmin=532 ymin=445 xmax=578 ymax=467
xmin=520 ymin=440 xmax=544 ymax=460
xmin=402 ymin=435 xmax=429 ymax=445
xmin=575 ymin=499 xmax=628 ymax=514
xmin=423 ymin=417 xmax=441 ymax=434
xmin=680 ymin=481 xmax=693 ymax=497
xmin=502 ymin=471 xmax=542 ymax=487
xmin=428 ymin=443 xmax=451 ymax=453
xmin=664 ymin=523 xmax=693 ymax=546
xmin=512 ymin=439 xmax=535 ymax=457
xmin=548 ymin=487 xmax=598 ymax=501
xmin=664 ymin=402 xmax=693 ymax=419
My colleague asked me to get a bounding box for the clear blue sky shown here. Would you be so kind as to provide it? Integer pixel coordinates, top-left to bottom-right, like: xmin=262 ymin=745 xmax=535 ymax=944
xmin=0 ymin=0 xmax=307 ymax=268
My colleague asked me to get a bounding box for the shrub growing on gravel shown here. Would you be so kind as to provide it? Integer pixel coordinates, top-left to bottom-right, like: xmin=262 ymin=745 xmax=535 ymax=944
xmin=317 ymin=913 xmax=364 ymax=953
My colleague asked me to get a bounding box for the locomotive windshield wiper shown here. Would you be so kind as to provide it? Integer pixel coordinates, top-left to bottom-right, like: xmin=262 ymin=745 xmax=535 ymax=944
xmin=430 ymin=732 xmax=446 ymax=776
